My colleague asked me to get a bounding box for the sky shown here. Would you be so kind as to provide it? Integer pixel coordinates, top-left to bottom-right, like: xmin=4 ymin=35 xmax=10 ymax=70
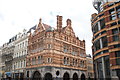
xmin=0 ymin=0 xmax=97 ymax=55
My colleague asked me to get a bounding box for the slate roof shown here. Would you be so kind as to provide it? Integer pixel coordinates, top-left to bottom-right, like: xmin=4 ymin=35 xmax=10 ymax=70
xmin=27 ymin=25 xmax=37 ymax=33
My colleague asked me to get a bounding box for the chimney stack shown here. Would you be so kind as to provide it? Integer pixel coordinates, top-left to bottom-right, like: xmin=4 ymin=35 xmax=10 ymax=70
xmin=57 ymin=15 xmax=62 ymax=31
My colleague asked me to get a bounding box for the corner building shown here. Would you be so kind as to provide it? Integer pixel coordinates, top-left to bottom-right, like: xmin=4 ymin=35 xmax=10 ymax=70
xmin=26 ymin=16 xmax=87 ymax=80
xmin=91 ymin=0 xmax=120 ymax=79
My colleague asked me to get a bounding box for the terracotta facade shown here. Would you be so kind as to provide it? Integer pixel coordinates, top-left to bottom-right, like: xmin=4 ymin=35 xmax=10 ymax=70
xmin=26 ymin=15 xmax=87 ymax=79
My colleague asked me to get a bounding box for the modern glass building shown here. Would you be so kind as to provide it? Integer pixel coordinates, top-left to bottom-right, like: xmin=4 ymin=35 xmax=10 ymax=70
xmin=91 ymin=0 xmax=120 ymax=79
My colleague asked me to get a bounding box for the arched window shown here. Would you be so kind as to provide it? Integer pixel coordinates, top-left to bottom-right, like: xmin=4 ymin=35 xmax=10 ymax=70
xmin=73 ymin=73 xmax=78 ymax=80
xmin=63 ymin=72 xmax=70 ymax=80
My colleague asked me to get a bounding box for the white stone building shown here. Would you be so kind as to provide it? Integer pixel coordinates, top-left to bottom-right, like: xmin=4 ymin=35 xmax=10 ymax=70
xmin=12 ymin=29 xmax=29 ymax=79
xmin=1 ymin=35 xmax=17 ymax=78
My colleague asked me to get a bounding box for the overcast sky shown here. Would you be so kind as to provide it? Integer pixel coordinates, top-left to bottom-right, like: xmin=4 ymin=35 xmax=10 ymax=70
xmin=0 ymin=0 xmax=97 ymax=55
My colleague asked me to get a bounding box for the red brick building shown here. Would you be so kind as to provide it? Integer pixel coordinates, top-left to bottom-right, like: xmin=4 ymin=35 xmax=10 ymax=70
xmin=26 ymin=15 xmax=87 ymax=79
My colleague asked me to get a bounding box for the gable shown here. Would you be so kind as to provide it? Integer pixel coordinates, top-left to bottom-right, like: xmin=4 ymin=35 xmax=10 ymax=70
xmin=35 ymin=19 xmax=45 ymax=33
xmin=64 ymin=25 xmax=75 ymax=37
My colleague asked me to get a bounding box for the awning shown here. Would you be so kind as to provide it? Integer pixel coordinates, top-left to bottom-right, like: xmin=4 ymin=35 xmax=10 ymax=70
xmin=5 ymin=72 xmax=12 ymax=77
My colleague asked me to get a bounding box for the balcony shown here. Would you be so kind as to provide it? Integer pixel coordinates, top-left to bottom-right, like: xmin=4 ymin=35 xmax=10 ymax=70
xmin=5 ymin=59 xmax=13 ymax=64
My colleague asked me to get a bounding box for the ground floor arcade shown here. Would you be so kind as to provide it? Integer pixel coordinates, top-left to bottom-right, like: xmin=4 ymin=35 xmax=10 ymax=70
xmin=26 ymin=66 xmax=86 ymax=80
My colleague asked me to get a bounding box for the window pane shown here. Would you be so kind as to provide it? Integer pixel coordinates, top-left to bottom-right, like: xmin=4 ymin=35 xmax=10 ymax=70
xmin=94 ymin=39 xmax=100 ymax=51
xmin=116 ymin=5 xmax=120 ymax=12
xmin=102 ymin=36 xmax=107 ymax=47
xmin=100 ymin=18 xmax=105 ymax=29
xmin=112 ymin=28 xmax=119 ymax=34
xmin=111 ymin=22 xmax=117 ymax=26
xmin=110 ymin=14 xmax=116 ymax=20
xmin=93 ymin=23 xmax=99 ymax=34
xmin=116 ymin=58 xmax=120 ymax=65
xmin=115 ymin=51 xmax=120 ymax=57
xmin=117 ymin=12 xmax=120 ymax=18
xmin=109 ymin=8 xmax=115 ymax=14
xmin=113 ymin=35 xmax=119 ymax=41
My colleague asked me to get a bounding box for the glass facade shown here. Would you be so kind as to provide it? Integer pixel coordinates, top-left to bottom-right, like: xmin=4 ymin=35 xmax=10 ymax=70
xmin=92 ymin=0 xmax=120 ymax=79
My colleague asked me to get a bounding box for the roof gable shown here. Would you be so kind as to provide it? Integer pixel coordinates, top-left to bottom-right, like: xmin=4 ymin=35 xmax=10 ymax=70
xmin=63 ymin=19 xmax=75 ymax=37
xmin=35 ymin=18 xmax=45 ymax=33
